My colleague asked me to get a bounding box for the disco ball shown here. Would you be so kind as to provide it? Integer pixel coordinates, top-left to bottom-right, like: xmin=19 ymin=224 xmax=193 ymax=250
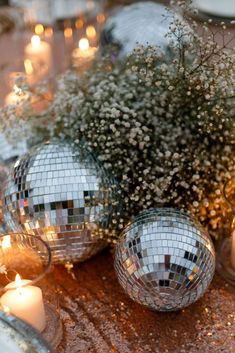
xmin=3 ymin=140 xmax=117 ymax=263
xmin=0 ymin=165 xmax=9 ymax=232
xmin=101 ymin=2 xmax=173 ymax=58
xmin=114 ymin=208 xmax=215 ymax=311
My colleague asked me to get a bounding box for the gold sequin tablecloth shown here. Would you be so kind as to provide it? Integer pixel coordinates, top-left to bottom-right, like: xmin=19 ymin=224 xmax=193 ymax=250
xmin=51 ymin=249 xmax=235 ymax=353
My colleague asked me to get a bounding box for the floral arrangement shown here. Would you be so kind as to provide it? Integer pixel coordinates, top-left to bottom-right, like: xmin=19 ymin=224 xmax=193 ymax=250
xmin=1 ymin=1 xmax=235 ymax=239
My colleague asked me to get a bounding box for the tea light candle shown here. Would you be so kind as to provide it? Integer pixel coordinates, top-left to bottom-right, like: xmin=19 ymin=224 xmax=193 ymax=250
xmin=24 ymin=35 xmax=52 ymax=83
xmin=1 ymin=274 xmax=46 ymax=332
xmin=72 ymin=38 xmax=97 ymax=68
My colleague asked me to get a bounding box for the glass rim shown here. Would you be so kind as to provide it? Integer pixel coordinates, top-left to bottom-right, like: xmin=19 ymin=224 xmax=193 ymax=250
xmin=223 ymin=177 xmax=235 ymax=209
xmin=0 ymin=232 xmax=52 ymax=290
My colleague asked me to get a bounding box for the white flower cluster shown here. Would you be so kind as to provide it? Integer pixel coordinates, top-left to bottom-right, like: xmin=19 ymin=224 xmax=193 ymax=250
xmin=51 ymin=13 xmax=235 ymax=237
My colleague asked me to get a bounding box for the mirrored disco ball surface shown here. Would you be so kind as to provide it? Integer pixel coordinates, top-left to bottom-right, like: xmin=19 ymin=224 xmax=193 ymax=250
xmin=101 ymin=1 xmax=172 ymax=57
xmin=4 ymin=140 xmax=116 ymax=263
xmin=115 ymin=208 xmax=215 ymax=311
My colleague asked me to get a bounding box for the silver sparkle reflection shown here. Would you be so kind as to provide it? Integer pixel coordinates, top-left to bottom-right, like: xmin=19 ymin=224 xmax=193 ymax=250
xmin=101 ymin=2 xmax=172 ymax=57
xmin=3 ymin=140 xmax=116 ymax=263
xmin=114 ymin=208 xmax=215 ymax=311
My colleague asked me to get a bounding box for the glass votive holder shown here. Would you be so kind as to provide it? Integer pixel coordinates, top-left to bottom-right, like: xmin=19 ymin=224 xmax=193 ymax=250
xmin=0 ymin=233 xmax=62 ymax=348
xmin=216 ymin=178 xmax=235 ymax=285
xmin=0 ymin=310 xmax=55 ymax=353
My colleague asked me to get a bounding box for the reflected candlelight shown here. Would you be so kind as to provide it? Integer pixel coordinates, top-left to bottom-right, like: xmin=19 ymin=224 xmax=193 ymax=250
xmin=64 ymin=27 xmax=73 ymax=39
xmin=75 ymin=18 xmax=84 ymax=29
xmin=2 ymin=235 xmax=11 ymax=250
xmin=86 ymin=25 xmax=96 ymax=39
xmin=24 ymin=59 xmax=34 ymax=75
xmin=231 ymin=218 xmax=235 ymax=269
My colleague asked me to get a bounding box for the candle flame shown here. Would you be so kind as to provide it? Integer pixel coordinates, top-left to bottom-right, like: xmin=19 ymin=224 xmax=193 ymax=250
xmin=232 ymin=217 xmax=235 ymax=229
xmin=86 ymin=25 xmax=96 ymax=39
xmin=35 ymin=24 xmax=44 ymax=35
xmin=15 ymin=274 xmax=22 ymax=291
xmin=31 ymin=35 xmax=41 ymax=47
xmin=2 ymin=235 xmax=11 ymax=249
xmin=79 ymin=38 xmax=89 ymax=51
xmin=24 ymin=59 xmax=34 ymax=75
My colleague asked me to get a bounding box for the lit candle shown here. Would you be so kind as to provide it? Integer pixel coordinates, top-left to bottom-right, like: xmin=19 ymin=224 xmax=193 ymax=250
xmin=24 ymin=35 xmax=52 ymax=83
xmin=1 ymin=274 xmax=46 ymax=332
xmin=231 ymin=229 xmax=235 ymax=269
xmin=72 ymin=38 xmax=97 ymax=69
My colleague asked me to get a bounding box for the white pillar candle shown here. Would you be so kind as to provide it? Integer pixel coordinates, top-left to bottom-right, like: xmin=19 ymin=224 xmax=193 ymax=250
xmin=231 ymin=230 xmax=235 ymax=269
xmin=24 ymin=35 xmax=52 ymax=83
xmin=1 ymin=275 xmax=46 ymax=332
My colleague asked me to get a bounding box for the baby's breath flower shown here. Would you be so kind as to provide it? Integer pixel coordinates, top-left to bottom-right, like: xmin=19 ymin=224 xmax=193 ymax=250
xmin=0 ymin=1 xmax=234 ymax=239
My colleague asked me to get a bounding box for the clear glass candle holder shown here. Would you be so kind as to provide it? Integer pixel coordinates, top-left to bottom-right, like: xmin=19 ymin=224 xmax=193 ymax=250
xmin=0 ymin=311 xmax=55 ymax=353
xmin=216 ymin=178 xmax=235 ymax=285
xmin=0 ymin=232 xmax=62 ymax=348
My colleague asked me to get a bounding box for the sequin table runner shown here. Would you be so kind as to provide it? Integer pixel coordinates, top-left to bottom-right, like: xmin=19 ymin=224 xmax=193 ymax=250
xmin=50 ymin=250 xmax=235 ymax=353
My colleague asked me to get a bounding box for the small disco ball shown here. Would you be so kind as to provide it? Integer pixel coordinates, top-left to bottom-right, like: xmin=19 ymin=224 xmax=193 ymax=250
xmin=3 ymin=140 xmax=116 ymax=263
xmin=101 ymin=2 xmax=173 ymax=58
xmin=114 ymin=208 xmax=215 ymax=311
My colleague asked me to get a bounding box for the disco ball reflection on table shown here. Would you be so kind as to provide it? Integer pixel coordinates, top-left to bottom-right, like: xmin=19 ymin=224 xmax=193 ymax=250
xmin=3 ymin=140 xmax=117 ymax=263
xmin=115 ymin=208 xmax=215 ymax=311
xmin=101 ymin=1 xmax=173 ymax=58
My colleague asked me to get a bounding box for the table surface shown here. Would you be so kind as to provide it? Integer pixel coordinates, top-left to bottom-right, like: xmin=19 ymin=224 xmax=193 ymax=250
xmin=52 ymin=249 xmax=235 ymax=353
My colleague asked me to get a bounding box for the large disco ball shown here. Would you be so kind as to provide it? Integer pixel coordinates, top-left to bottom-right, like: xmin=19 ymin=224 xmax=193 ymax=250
xmin=115 ymin=208 xmax=215 ymax=311
xmin=3 ymin=140 xmax=116 ymax=263
xmin=0 ymin=165 xmax=9 ymax=232
xmin=101 ymin=2 xmax=173 ymax=58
